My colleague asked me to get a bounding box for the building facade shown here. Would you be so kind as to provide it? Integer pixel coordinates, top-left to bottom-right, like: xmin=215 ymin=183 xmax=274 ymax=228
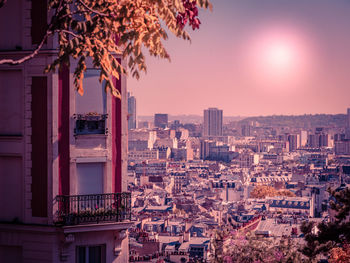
xmin=128 ymin=92 xmax=137 ymax=130
xmin=288 ymin=134 xmax=300 ymax=152
xmin=154 ymin=114 xmax=168 ymax=129
xmin=345 ymin=108 xmax=350 ymax=139
xmin=0 ymin=1 xmax=131 ymax=262
xmin=203 ymin=108 xmax=223 ymax=136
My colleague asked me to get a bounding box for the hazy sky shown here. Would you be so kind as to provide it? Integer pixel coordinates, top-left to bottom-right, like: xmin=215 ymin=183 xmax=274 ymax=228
xmin=128 ymin=0 xmax=350 ymax=116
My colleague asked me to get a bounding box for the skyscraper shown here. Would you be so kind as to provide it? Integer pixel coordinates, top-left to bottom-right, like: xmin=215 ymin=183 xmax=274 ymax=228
xmin=288 ymin=134 xmax=300 ymax=151
xmin=241 ymin=123 xmax=252 ymax=137
xmin=154 ymin=113 xmax=168 ymax=128
xmin=128 ymin=92 xmax=137 ymax=130
xmin=346 ymin=108 xmax=350 ymax=139
xmin=203 ymin=108 xmax=223 ymax=136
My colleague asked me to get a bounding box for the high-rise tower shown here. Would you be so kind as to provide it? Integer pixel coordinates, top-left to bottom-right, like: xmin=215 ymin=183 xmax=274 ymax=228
xmin=128 ymin=92 xmax=137 ymax=130
xmin=203 ymin=108 xmax=223 ymax=136
xmin=154 ymin=113 xmax=168 ymax=128
xmin=345 ymin=108 xmax=350 ymax=139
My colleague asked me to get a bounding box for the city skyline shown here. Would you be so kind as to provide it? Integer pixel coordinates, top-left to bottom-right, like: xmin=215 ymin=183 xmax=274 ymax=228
xmin=136 ymin=108 xmax=350 ymax=120
xmin=138 ymin=111 xmax=349 ymax=118
xmin=129 ymin=0 xmax=350 ymax=116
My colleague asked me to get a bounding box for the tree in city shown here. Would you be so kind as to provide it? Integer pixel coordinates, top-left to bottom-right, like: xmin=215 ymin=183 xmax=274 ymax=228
xmin=329 ymin=244 xmax=350 ymax=263
xmin=250 ymin=185 xmax=296 ymax=199
xmin=300 ymin=186 xmax=350 ymax=262
xmin=210 ymin=228 xmax=307 ymax=263
xmin=0 ymin=0 xmax=212 ymax=97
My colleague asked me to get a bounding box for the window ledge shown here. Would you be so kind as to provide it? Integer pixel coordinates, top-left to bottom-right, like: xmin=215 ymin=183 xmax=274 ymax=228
xmin=75 ymin=134 xmax=108 ymax=139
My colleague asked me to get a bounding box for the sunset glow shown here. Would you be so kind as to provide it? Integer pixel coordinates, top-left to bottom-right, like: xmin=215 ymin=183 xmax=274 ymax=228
xmin=263 ymin=41 xmax=296 ymax=72
xmin=129 ymin=0 xmax=350 ymax=116
xmin=242 ymin=25 xmax=314 ymax=92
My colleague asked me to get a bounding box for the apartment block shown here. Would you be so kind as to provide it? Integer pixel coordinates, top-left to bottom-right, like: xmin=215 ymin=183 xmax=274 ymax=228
xmin=0 ymin=1 xmax=131 ymax=262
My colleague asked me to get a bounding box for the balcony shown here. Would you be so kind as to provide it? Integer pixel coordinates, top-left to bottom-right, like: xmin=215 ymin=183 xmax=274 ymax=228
xmin=54 ymin=193 xmax=131 ymax=226
xmin=74 ymin=113 xmax=108 ymax=135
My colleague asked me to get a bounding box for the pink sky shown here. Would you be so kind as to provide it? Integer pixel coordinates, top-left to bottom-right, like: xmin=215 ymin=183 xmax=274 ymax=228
xmin=128 ymin=0 xmax=350 ymax=116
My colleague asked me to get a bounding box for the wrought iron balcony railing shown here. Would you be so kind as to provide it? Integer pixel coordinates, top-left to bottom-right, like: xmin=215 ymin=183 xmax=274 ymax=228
xmin=54 ymin=193 xmax=131 ymax=226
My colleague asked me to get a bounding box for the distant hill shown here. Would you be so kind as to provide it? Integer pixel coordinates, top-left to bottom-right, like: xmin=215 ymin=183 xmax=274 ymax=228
xmin=239 ymin=114 xmax=347 ymax=129
xmin=138 ymin=114 xmax=347 ymax=128
xmin=138 ymin=115 xmax=245 ymax=124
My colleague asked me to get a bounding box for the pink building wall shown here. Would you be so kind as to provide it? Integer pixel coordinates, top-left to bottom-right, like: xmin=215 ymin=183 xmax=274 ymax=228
xmin=0 ymin=0 xmax=131 ymax=262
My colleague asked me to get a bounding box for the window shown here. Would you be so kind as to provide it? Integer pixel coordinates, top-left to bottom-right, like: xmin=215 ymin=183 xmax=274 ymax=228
xmin=76 ymin=163 xmax=103 ymax=195
xmin=75 ymin=69 xmax=107 ymax=135
xmin=0 ymin=1 xmax=22 ymax=49
xmin=75 ymin=69 xmax=106 ymax=115
xmin=0 ymin=157 xmax=22 ymax=221
xmin=76 ymin=245 xmax=106 ymax=263
xmin=0 ymin=70 xmax=23 ymax=136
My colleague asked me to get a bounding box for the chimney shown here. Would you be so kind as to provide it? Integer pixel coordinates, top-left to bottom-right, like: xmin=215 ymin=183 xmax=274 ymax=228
xmin=184 ymin=231 xmax=190 ymax=242
xmin=185 ymin=221 xmax=192 ymax=232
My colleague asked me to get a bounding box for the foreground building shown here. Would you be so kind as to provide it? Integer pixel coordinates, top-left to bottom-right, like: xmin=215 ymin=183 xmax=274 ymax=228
xmin=0 ymin=1 xmax=132 ymax=262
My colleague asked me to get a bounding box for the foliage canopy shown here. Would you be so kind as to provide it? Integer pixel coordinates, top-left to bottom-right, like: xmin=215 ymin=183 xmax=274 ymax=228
xmin=0 ymin=0 xmax=212 ymax=97
xmin=250 ymin=185 xmax=296 ymax=199
xmin=301 ymin=186 xmax=350 ymax=262
xmin=211 ymin=229 xmax=307 ymax=263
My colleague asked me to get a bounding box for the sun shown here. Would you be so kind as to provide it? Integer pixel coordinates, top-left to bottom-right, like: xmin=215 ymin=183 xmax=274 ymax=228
xmin=239 ymin=24 xmax=316 ymax=93
xmin=264 ymin=41 xmax=296 ymax=71
xmin=241 ymin=24 xmax=314 ymax=91
xmin=257 ymin=35 xmax=300 ymax=79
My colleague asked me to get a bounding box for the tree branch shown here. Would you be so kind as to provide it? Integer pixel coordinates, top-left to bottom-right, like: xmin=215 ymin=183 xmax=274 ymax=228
xmin=77 ymin=0 xmax=108 ymax=17
xmin=0 ymin=31 xmax=52 ymax=65
xmin=58 ymin=29 xmax=83 ymax=40
xmin=0 ymin=0 xmax=7 ymax=9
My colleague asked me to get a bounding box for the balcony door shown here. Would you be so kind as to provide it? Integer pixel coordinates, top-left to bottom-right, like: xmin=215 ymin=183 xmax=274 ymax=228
xmin=76 ymin=163 xmax=103 ymax=195
xmin=77 ymin=245 xmax=106 ymax=263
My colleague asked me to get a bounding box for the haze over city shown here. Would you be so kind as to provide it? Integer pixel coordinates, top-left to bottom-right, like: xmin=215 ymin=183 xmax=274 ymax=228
xmin=129 ymin=0 xmax=350 ymax=116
